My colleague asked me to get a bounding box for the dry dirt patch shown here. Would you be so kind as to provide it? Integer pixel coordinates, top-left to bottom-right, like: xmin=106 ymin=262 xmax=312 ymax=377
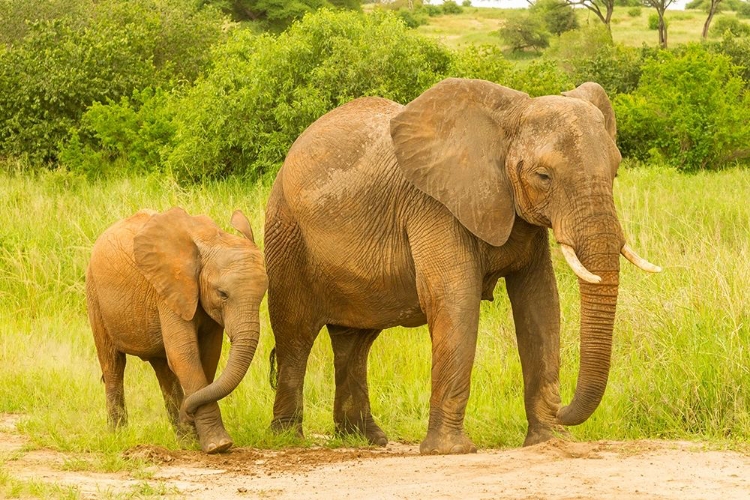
xmin=2 ymin=414 xmax=749 ymax=499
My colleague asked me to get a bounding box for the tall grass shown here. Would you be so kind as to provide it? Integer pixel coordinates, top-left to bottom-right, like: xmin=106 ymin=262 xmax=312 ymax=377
xmin=0 ymin=165 xmax=748 ymax=467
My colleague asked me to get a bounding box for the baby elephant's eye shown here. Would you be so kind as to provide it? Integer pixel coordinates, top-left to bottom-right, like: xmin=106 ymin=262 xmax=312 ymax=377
xmin=218 ymin=290 xmax=229 ymax=300
xmin=536 ymin=172 xmax=551 ymax=182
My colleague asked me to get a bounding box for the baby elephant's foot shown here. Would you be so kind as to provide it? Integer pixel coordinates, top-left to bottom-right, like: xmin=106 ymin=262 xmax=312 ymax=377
xmin=198 ymin=427 xmax=233 ymax=454
xmin=523 ymin=424 xmax=570 ymax=447
xmin=420 ymin=429 xmax=477 ymax=455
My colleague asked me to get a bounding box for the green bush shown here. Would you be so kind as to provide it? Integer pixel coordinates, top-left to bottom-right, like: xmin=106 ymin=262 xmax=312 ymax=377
xmin=615 ymin=44 xmax=750 ymax=170
xmin=461 ymin=0 xmax=472 ymax=6
xmin=199 ymin=0 xmax=340 ymax=30
xmin=628 ymin=6 xmax=642 ymax=16
xmin=441 ymin=0 xmax=464 ymax=14
xmin=647 ymin=12 xmax=666 ymax=30
xmin=60 ymin=88 xmax=177 ymax=178
xmin=449 ymin=45 xmax=514 ymax=83
xmin=507 ymin=59 xmax=572 ymax=97
xmin=738 ymin=1 xmax=750 ymax=17
xmin=424 ymin=4 xmax=443 ymax=15
xmin=710 ymin=15 xmax=750 ymax=37
xmin=530 ymin=0 xmax=579 ymax=35
xmin=707 ymin=31 xmax=750 ymax=86
xmin=0 ymin=0 xmax=226 ymax=165
xmin=547 ymin=25 xmax=649 ymax=96
xmin=397 ymin=7 xmax=428 ymax=27
xmin=164 ymin=10 xmax=453 ymax=180
xmin=499 ymin=12 xmax=550 ymax=52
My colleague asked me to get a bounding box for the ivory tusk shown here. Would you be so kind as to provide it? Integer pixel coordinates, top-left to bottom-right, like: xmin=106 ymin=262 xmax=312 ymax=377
xmin=560 ymin=244 xmax=602 ymax=284
xmin=621 ymin=244 xmax=662 ymax=273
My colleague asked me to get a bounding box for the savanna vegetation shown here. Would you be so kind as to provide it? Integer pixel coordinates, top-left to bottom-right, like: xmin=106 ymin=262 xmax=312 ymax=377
xmin=1 ymin=0 xmax=749 ymax=495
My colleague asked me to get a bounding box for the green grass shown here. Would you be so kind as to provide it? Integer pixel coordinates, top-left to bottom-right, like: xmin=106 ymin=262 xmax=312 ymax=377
xmin=415 ymin=7 xmax=750 ymax=52
xmin=0 ymin=165 xmax=749 ymax=474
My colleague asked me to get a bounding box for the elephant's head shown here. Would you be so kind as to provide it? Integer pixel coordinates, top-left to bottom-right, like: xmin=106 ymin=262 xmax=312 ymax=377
xmin=134 ymin=207 xmax=268 ymax=419
xmin=390 ymin=78 xmax=660 ymax=426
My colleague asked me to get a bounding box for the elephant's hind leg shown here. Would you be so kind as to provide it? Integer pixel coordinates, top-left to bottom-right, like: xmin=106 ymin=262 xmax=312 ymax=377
xmin=87 ymin=281 xmax=127 ymax=429
xmin=268 ymin=298 xmax=322 ymax=437
xmin=149 ymin=358 xmax=184 ymax=432
xmin=328 ymin=326 xmax=386 ymax=446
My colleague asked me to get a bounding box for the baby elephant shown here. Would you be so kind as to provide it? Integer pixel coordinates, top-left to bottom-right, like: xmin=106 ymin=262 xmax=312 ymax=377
xmin=86 ymin=207 xmax=268 ymax=453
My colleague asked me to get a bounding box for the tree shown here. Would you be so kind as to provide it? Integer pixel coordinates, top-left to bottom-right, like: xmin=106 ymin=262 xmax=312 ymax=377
xmin=643 ymin=0 xmax=674 ymax=47
xmin=499 ymin=12 xmax=551 ymax=52
xmin=199 ymin=0 xmax=361 ymax=31
xmin=565 ymin=0 xmax=616 ymax=31
xmin=532 ymin=0 xmax=579 ymax=35
xmin=701 ymin=0 xmax=723 ymax=38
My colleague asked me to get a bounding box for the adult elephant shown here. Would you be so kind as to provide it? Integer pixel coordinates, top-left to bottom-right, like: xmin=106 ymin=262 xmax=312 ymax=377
xmin=264 ymin=78 xmax=660 ymax=454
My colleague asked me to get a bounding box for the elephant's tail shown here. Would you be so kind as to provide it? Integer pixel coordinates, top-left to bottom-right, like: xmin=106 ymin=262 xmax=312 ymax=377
xmin=269 ymin=347 xmax=278 ymax=391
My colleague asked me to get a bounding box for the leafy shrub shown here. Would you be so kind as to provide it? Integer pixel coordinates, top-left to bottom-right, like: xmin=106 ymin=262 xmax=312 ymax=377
xmin=164 ymin=10 xmax=453 ymax=180
xmin=546 ymin=25 xmax=645 ymax=96
xmin=462 ymin=0 xmax=472 ymax=6
xmin=424 ymin=4 xmax=443 ymax=15
xmin=0 ymin=0 xmax=226 ymax=165
xmin=441 ymin=0 xmax=464 ymax=14
xmin=615 ymin=44 xmax=750 ymax=170
xmin=707 ymin=31 xmax=750 ymax=86
xmin=60 ymin=88 xmax=176 ymax=178
xmin=710 ymin=15 xmax=750 ymax=37
xmin=397 ymin=7 xmax=428 ymax=27
xmin=647 ymin=13 xmax=666 ymax=30
xmin=738 ymin=1 xmax=750 ymax=18
xmin=628 ymin=6 xmax=642 ymax=16
xmin=499 ymin=12 xmax=550 ymax=52
xmin=450 ymin=44 xmax=514 ymax=83
xmin=506 ymin=60 xmax=572 ymax=97
xmin=530 ymin=0 xmax=579 ymax=35
xmin=199 ymin=0 xmax=340 ymax=30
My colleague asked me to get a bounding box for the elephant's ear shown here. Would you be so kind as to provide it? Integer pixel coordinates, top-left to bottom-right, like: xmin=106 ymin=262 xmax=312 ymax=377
xmin=230 ymin=210 xmax=255 ymax=244
xmin=390 ymin=78 xmax=528 ymax=247
xmin=134 ymin=207 xmax=200 ymax=321
xmin=562 ymin=82 xmax=616 ymax=140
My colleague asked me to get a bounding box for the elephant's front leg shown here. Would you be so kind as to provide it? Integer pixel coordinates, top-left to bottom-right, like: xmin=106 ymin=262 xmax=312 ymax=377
xmin=415 ymin=267 xmax=482 ymax=455
xmin=160 ymin=309 xmax=232 ymax=453
xmin=506 ymin=239 xmax=565 ymax=446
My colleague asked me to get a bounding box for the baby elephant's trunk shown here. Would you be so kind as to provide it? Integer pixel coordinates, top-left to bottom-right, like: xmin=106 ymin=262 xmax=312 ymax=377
xmin=182 ymin=320 xmax=260 ymax=418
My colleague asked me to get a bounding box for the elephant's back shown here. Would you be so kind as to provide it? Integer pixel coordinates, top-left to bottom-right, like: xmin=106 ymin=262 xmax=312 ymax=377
xmin=275 ymin=97 xmax=405 ymax=217
xmin=86 ymin=210 xmax=158 ymax=340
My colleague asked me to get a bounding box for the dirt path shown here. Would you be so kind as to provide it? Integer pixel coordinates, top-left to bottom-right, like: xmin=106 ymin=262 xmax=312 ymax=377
xmin=2 ymin=414 xmax=749 ymax=499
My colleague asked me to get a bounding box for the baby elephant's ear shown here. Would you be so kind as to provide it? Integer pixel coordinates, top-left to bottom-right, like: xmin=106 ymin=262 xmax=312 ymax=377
xmin=562 ymin=82 xmax=616 ymax=140
xmin=230 ymin=210 xmax=255 ymax=244
xmin=134 ymin=207 xmax=200 ymax=321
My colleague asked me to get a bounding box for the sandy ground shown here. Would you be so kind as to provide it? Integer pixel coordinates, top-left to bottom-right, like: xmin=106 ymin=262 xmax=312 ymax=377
xmin=1 ymin=414 xmax=750 ymax=499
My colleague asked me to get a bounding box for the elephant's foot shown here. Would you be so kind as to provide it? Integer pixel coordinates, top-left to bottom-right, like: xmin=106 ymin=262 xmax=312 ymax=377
xmin=270 ymin=416 xmax=304 ymax=437
xmin=523 ymin=424 xmax=570 ymax=447
xmin=335 ymin=415 xmax=388 ymax=447
xmin=196 ymin=426 xmax=233 ymax=454
xmin=420 ymin=429 xmax=477 ymax=455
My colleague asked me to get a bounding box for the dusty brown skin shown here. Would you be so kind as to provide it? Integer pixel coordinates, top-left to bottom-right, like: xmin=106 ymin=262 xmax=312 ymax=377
xmin=86 ymin=207 xmax=268 ymax=454
xmin=264 ymin=78 xmax=658 ymax=454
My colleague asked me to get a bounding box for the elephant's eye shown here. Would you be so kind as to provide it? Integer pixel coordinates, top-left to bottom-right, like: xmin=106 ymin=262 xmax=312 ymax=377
xmin=218 ymin=290 xmax=229 ymax=300
xmin=536 ymin=172 xmax=551 ymax=182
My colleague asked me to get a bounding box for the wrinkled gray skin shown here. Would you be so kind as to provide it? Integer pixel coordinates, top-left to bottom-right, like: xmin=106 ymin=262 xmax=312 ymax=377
xmin=265 ymin=78 xmax=652 ymax=454
xmin=86 ymin=207 xmax=267 ymax=454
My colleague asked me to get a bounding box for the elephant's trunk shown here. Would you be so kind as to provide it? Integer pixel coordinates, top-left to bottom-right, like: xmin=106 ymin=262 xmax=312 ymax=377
xmin=557 ymin=222 xmax=622 ymax=426
xmin=183 ymin=317 xmax=260 ymax=418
